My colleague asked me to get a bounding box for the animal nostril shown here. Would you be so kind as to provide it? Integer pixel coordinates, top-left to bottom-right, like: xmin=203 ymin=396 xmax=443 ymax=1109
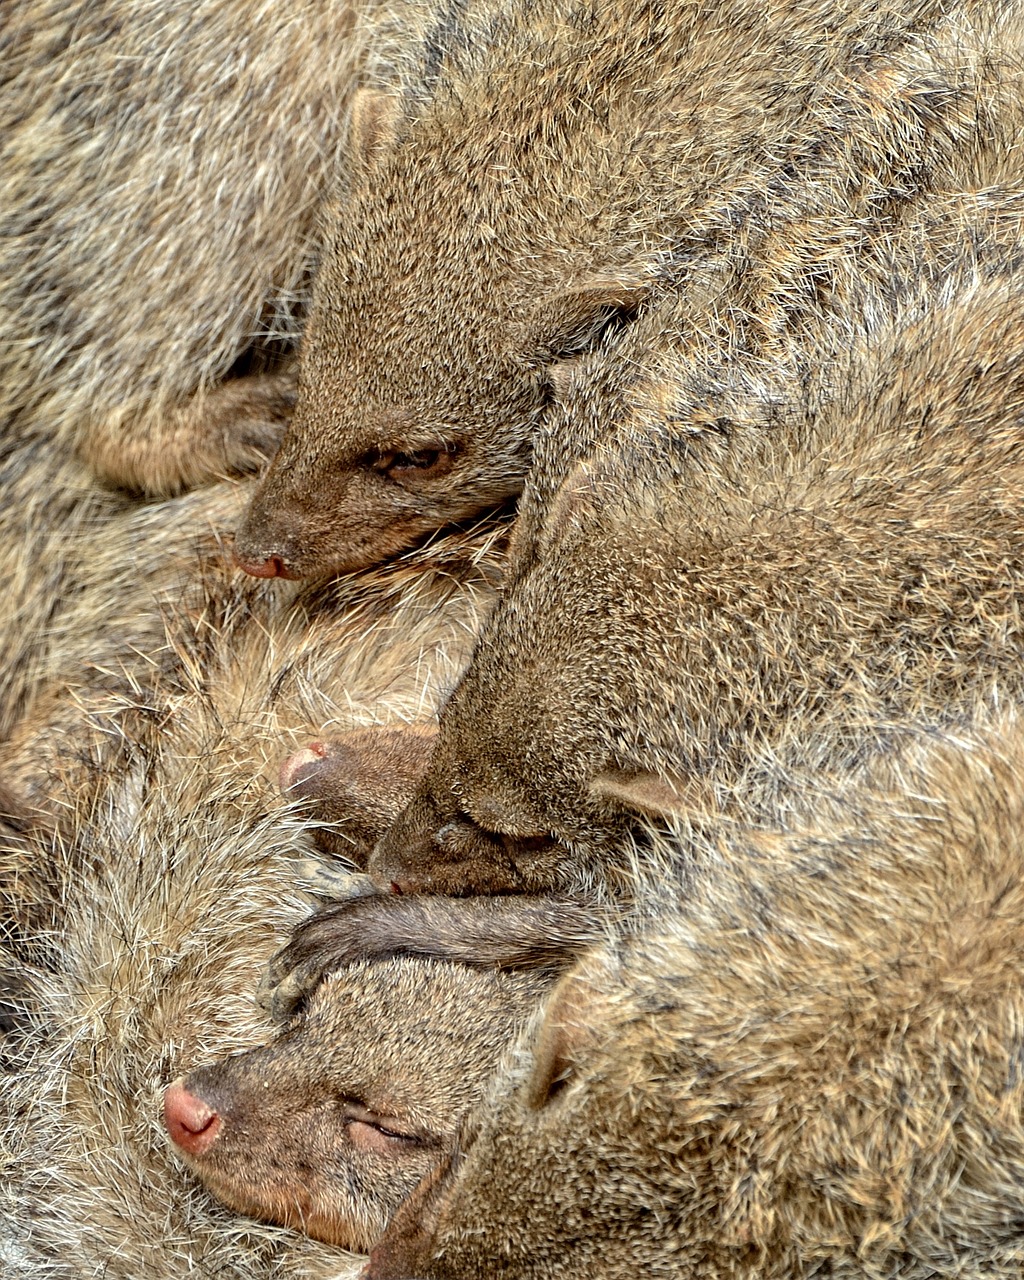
xmin=232 ymin=547 xmax=289 ymax=579
xmin=163 ymin=1080 xmax=223 ymax=1156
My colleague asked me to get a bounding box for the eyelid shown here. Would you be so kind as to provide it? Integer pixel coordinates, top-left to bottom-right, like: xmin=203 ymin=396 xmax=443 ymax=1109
xmin=340 ymin=1098 xmax=425 ymax=1144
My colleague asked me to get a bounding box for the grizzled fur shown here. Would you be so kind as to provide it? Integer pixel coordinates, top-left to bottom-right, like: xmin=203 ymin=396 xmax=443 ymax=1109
xmin=1 ymin=0 xmax=387 ymax=496
xmin=237 ymin=0 xmax=1024 ymax=577
xmin=362 ymin=213 xmax=1024 ymax=897
xmin=0 ymin=467 xmax=505 ymax=1278
xmin=367 ymin=715 xmax=1024 ymax=1279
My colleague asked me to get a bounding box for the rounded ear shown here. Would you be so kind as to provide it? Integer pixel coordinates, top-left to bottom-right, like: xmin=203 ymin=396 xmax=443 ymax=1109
xmin=525 ymin=967 xmax=608 ymax=1110
xmin=588 ymin=766 xmax=695 ymax=819
xmin=531 ymin=456 xmax=603 ymax=557
xmin=348 ymin=89 xmax=400 ymax=166
xmin=532 ymin=273 xmax=652 ymax=360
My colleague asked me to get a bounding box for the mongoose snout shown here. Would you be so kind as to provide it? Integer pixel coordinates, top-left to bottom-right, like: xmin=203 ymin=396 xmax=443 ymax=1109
xmin=279 ymin=727 xmax=437 ymax=862
xmin=162 ymin=1080 xmax=222 ymax=1157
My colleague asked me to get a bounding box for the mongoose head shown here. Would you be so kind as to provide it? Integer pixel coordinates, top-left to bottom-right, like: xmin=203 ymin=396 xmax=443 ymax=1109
xmin=366 ymin=446 xmax=694 ymax=898
xmin=234 ymin=90 xmax=651 ymax=580
xmin=279 ymin=725 xmax=437 ymax=863
xmin=163 ymin=954 xmax=546 ymax=1254
xmin=370 ymin=263 xmax=1024 ymax=899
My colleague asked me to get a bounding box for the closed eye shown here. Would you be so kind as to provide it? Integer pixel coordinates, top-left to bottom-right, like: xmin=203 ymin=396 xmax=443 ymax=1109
xmin=340 ymin=1099 xmax=430 ymax=1153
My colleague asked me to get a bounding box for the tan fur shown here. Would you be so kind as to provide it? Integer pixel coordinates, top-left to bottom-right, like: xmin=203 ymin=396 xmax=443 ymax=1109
xmin=363 ymin=205 xmax=1024 ymax=897
xmin=367 ymin=715 xmax=1024 ymax=1279
xmin=0 ymin=467 xmax=505 ymax=1276
xmin=236 ymin=0 xmax=1024 ymax=577
xmin=0 ymin=0 xmax=388 ymax=496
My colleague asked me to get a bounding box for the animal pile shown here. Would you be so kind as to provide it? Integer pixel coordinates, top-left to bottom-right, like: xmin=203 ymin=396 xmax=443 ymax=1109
xmin=4 ymin=0 xmax=1024 ymax=1276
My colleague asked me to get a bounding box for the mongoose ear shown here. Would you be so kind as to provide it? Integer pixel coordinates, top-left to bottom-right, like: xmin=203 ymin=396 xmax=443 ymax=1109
xmin=348 ymin=89 xmax=400 ymax=166
xmin=544 ymin=357 xmax=580 ymax=399
xmin=525 ymin=970 xmax=606 ymax=1110
xmin=533 ymin=456 xmax=604 ymax=555
xmin=532 ymin=274 xmax=651 ymax=360
xmin=589 ymin=766 xmax=691 ymax=818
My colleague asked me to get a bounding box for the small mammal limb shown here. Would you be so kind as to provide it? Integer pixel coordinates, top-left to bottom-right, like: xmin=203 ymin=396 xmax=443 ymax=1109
xmin=259 ymin=892 xmax=607 ymax=1022
xmin=84 ymin=369 xmax=297 ymax=498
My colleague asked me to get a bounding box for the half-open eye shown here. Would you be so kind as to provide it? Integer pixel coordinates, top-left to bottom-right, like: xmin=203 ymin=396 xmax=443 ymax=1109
xmin=387 ymin=445 xmax=457 ymax=478
xmin=499 ymin=831 xmax=555 ymax=857
xmin=362 ymin=443 xmax=459 ymax=480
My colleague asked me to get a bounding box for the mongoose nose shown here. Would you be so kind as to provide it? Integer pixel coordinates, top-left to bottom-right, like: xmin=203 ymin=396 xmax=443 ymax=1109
xmin=233 ymin=548 xmax=290 ymax=578
xmin=279 ymin=741 xmax=329 ymax=793
xmin=163 ymin=1079 xmax=222 ymax=1155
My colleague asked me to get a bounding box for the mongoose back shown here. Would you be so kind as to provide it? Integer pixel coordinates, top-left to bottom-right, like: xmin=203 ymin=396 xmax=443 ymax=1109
xmin=236 ymin=0 xmax=1024 ymax=577
xmin=367 ymin=715 xmax=1024 ymax=1279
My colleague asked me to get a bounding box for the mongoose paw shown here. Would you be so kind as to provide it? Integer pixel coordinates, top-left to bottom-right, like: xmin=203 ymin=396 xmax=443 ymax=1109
xmin=213 ymin=370 xmax=298 ymax=475
xmin=294 ymin=858 xmax=378 ymax=902
xmin=256 ymin=960 xmax=322 ymax=1023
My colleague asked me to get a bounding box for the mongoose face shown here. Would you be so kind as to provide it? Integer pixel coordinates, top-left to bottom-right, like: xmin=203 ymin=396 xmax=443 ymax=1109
xmin=164 ymin=956 xmax=547 ymax=1254
xmin=366 ymin=723 xmax=1024 ymax=1279
xmin=233 ymin=139 xmax=644 ymax=580
xmin=279 ymin=726 xmax=437 ymax=862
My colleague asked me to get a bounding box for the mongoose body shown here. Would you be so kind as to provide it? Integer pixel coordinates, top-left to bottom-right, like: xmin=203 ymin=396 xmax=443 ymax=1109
xmin=367 ymin=717 xmax=1024 ymax=1279
xmin=361 ymin=209 xmax=1024 ymax=897
xmin=236 ymin=0 xmax=1024 ymax=577
xmin=2 ymin=0 xmax=377 ymax=496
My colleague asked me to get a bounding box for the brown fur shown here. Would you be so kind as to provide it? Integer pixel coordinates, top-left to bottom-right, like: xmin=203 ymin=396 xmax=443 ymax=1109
xmin=361 ymin=212 xmax=1024 ymax=897
xmin=165 ymin=952 xmax=549 ymax=1253
xmin=367 ymin=715 xmax=1024 ymax=1279
xmin=0 ymin=0 xmax=387 ymax=496
xmin=279 ymin=725 xmax=438 ymax=859
xmin=236 ymin=0 xmax=1024 ymax=577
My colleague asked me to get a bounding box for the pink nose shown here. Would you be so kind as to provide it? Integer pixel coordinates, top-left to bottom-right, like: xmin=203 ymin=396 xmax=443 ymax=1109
xmin=163 ymin=1079 xmax=222 ymax=1156
xmin=233 ymin=549 xmax=290 ymax=578
xmin=279 ymin=741 xmax=328 ymax=792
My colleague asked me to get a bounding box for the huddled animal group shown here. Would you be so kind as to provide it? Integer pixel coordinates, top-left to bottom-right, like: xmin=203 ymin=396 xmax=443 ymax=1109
xmin=5 ymin=0 xmax=1024 ymax=1276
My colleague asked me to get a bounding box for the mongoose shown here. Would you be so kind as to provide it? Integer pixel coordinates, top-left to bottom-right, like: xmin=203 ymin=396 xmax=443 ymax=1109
xmin=1 ymin=0 xmax=383 ymax=497
xmin=0 ymin=469 xmax=506 ymax=1278
xmin=359 ymin=229 xmax=1024 ymax=898
xmin=366 ymin=715 xmax=1024 ymax=1279
xmin=235 ymin=0 xmax=1024 ymax=577
xmin=279 ymin=726 xmax=438 ymax=860
xmin=163 ymin=952 xmax=551 ymax=1253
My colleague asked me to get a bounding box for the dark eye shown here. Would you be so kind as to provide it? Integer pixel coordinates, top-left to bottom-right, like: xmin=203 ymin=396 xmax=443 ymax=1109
xmin=499 ymin=832 xmax=553 ymax=856
xmin=393 ymin=448 xmax=440 ymax=471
